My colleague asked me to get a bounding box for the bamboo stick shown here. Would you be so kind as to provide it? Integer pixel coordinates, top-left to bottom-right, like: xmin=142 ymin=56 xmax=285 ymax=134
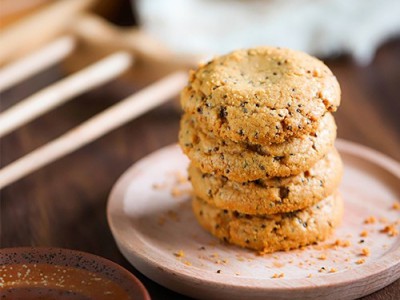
xmin=0 ymin=0 xmax=94 ymax=64
xmin=0 ymin=51 xmax=133 ymax=137
xmin=0 ymin=71 xmax=187 ymax=189
xmin=0 ymin=35 xmax=76 ymax=92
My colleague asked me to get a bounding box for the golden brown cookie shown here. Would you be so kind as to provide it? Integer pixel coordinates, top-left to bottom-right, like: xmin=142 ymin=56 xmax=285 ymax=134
xmin=189 ymin=148 xmax=343 ymax=215
xmin=192 ymin=193 xmax=343 ymax=253
xmin=181 ymin=47 xmax=341 ymax=144
xmin=179 ymin=112 xmax=336 ymax=182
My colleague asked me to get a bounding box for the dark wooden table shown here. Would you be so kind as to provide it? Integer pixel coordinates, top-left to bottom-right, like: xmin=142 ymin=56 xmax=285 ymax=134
xmin=1 ymin=38 xmax=400 ymax=299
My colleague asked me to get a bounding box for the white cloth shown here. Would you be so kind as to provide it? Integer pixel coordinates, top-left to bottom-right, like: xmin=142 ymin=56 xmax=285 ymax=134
xmin=136 ymin=0 xmax=400 ymax=64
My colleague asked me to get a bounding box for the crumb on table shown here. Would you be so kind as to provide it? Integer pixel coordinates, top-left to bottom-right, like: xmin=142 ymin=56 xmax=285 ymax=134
xmin=167 ymin=210 xmax=180 ymax=222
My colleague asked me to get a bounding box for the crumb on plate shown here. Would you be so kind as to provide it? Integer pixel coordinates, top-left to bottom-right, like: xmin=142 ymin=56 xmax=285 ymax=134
xmin=334 ymin=239 xmax=351 ymax=247
xmin=329 ymin=268 xmax=337 ymax=273
xmin=391 ymin=202 xmax=400 ymax=210
xmin=380 ymin=224 xmax=399 ymax=237
xmin=356 ymin=259 xmax=365 ymax=264
xmin=174 ymin=250 xmax=185 ymax=258
xmin=361 ymin=248 xmax=370 ymax=256
xmin=272 ymin=273 xmax=285 ymax=278
xmin=364 ymin=216 xmax=377 ymax=224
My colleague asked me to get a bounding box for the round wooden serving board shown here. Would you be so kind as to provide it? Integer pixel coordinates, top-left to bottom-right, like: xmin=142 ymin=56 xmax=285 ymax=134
xmin=107 ymin=139 xmax=400 ymax=300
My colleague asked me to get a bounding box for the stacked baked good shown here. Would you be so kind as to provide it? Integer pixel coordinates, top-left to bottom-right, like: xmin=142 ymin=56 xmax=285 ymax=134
xmin=179 ymin=47 xmax=343 ymax=253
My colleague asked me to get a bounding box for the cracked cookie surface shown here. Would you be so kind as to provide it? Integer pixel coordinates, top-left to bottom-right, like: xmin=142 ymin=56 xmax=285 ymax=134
xmin=181 ymin=47 xmax=340 ymax=144
xmin=192 ymin=193 xmax=343 ymax=253
xmin=179 ymin=112 xmax=336 ymax=182
xmin=189 ymin=148 xmax=343 ymax=215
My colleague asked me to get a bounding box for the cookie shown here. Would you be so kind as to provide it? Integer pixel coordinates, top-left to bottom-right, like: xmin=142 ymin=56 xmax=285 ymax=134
xmin=192 ymin=193 xmax=343 ymax=253
xmin=189 ymin=148 xmax=343 ymax=215
xmin=179 ymin=112 xmax=336 ymax=182
xmin=181 ymin=47 xmax=341 ymax=144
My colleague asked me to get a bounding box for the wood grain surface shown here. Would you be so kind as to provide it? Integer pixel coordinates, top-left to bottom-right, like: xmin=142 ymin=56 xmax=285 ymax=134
xmin=1 ymin=34 xmax=399 ymax=300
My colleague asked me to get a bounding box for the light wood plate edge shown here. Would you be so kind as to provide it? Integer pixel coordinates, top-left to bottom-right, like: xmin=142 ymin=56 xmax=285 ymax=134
xmin=107 ymin=139 xmax=400 ymax=297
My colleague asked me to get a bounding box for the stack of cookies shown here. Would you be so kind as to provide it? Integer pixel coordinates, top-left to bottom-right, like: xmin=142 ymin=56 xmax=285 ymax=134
xmin=179 ymin=47 xmax=343 ymax=253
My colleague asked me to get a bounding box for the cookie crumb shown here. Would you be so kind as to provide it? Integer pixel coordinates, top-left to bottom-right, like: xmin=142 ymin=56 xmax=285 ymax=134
xmin=334 ymin=239 xmax=351 ymax=247
xmin=167 ymin=210 xmax=180 ymax=222
xmin=329 ymin=268 xmax=337 ymax=273
xmin=216 ymin=270 xmax=221 ymax=274
xmin=317 ymin=254 xmax=327 ymax=260
xmin=364 ymin=216 xmax=377 ymax=224
xmin=356 ymin=259 xmax=365 ymax=264
xmin=152 ymin=182 xmax=166 ymax=190
xmin=318 ymin=267 xmax=326 ymax=273
xmin=307 ymin=274 xmax=313 ymax=278
xmin=380 ymin=224 xmax=399 ymax=237
xmin=360 ymin=230 xmax=368 ymax=237
xmin=215 ymin=259 xmax=226 ymax=265
xmin=174 ymin=250 xmax=185 ymax=258
xmin=379 ymin=217 xmax=389 ymax=224
xmin=157 ymin=216 xmax=166 ymax=226
xmin=361 ymin=248 xmax=370 ymax=257
xmin=184 ymin=261 xmax=192 ymax=266
xmin=175 ymin=171 xmax=189 ymax=184
xmin=171 ymin=187 xmax=192 ymax=198
xmin=391 ymin=202 xmax=400 ymax=210
xmin=273 ymin=262 xmax=284 ymax=268
xmin=272 ymin=273 xmax=285 ymax=278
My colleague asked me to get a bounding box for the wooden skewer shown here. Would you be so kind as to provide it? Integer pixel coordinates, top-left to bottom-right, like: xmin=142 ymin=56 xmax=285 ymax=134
xmin=0 ymin=35 xmax=76 ymax=92
xmin=0 ymin=51 xmax=133 ymax=138
xmin=0 ymin=0 xmax=95 ymax=64
xmin=72 ymin=13 xmax=200 ymax=72
xmin=0 ymin=71 xmax=188 ymax=189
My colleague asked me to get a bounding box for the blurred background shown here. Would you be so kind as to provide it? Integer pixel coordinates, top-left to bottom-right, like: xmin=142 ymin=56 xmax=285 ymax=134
xmin=1 ymin=0 xmax=399 ymax=299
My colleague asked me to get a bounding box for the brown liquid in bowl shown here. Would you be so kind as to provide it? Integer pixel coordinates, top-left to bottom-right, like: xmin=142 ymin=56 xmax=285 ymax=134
xmin=1 ymin=263 xmax=132 ymax=299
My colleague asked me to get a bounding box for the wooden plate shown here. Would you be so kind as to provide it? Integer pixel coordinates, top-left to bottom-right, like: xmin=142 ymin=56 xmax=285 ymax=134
xmin=107 ymin=139 xmax=400 ymax=300
xmin=0 ymin=247 xmax=150 ymax=300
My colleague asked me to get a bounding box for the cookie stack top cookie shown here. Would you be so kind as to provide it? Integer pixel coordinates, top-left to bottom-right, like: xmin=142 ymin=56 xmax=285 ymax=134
xmin=181 ymin=47 xmax=341 ymax=144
